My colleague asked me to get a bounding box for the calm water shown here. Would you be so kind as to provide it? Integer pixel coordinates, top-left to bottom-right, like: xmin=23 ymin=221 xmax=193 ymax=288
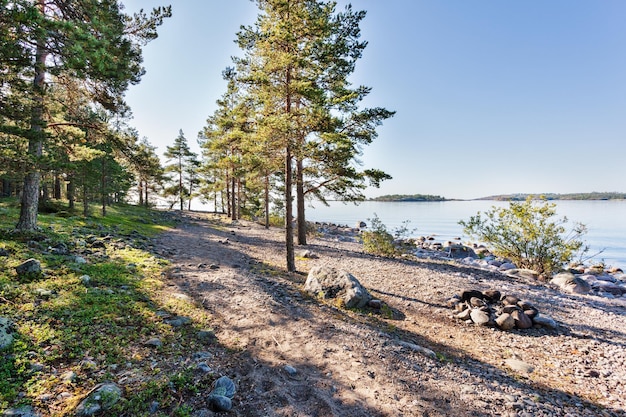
xmin=306 ymin=200 xmax=626 ymax=270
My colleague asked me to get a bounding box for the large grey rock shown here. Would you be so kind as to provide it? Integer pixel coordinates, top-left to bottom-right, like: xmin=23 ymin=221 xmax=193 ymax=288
xmin=551 ymin=272 xmax=591 ymax=294
xmin=15 ymin=259 xmax=41 ymax=276
xmin=304 ymin=266 xmax=372 ymax=308
xmin=0 ymin=317 xmax=15 ymax=350
xmin=533 ymin=314 xmax=558 ymax=329
xmin=495 ymin=313 xmax=515 ymax=330
xmin=75 ymin=383 xmax=122 ymax=416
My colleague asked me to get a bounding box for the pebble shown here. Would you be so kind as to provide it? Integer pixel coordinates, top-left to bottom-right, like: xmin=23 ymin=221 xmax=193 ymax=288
xmin=284 ymin=365 xmax=297 ymax=376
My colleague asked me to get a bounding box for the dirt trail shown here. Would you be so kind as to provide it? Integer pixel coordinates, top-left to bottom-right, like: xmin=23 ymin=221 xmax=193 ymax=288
xmin=154 ymin=211 xmax=626 ymax=417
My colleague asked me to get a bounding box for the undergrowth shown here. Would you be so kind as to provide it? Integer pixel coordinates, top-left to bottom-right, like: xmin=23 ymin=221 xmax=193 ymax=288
xmin=0 ymin=199 xmax=216 ymax=416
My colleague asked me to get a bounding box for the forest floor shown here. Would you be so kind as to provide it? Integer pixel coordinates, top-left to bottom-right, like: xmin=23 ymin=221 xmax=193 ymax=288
xmin=152 ymin=211 xmax=626 ymax=417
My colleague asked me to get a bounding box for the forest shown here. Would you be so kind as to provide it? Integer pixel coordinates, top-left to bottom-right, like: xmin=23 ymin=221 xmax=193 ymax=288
xmin=0 ymin=0 xmax=393 ymax=272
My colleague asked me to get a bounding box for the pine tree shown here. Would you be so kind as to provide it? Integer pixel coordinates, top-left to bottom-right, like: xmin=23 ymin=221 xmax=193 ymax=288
xmin=164 ymin=130 xmax=198 ymax=211
xmin=237 ymin=0 xmax=393 ymax=270
xmin=2 ymin=0 xmax=171 ymax=230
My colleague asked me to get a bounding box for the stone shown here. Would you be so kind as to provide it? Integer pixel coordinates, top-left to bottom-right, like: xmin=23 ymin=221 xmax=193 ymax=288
xmin=483 ymin=290 xmax=501 ymax=303
xmin=460 ymin=290 xmax=484 ymax=302
xmin=456 ymin=308 xmax=471 ymax=321
xmin=1 ymin=405 xmax=41 ymax=417
xmin=356 ymin=221 xmax=367 ymax=229
xmin=447 ymin=244 xmax=477 ymax=259
xmin=511 ymin=310 xmax=533 ymax=329
xmin=15 ymin=258 xmax=42 ymax=276
xmin=198 ymin=330 xmax=217 ymax=343
xmin=145 ymin=338 xmax=162 ymax=347
xmin=495 ymin=313 xmax=516 ymax=330
xmin=0 ymin=248 xmax=9 ymax=257
xmin=470 ymin=309 xmax=491 ymax=326
xmin=532 ymin=314 xmax=557 ymax=329
xmin=498 ymin=262 xmax=517 ymax=271
xmin=0 ymin=317 xmax=15 ymax=350
xmin=505 ymin=269 xmax=540 ymax=280
xmin=298 ymin=250 xmax=318 ymax=259
xmin=165 ymin=316 xmax=191 ymax=327
xmin=505 ymin=358 xmax=534 ymax=374
xmin=207 ymin=376 xmax=236 ymax=412
xmin=396 ymin=340 xmax=437 ymax=359
xmin=75 ymin=383 xmax=122 ymax=416
xmin=551 ymin=272 xmax=591 ymax=294
xmin=304 ymin=266 xmax=372 ymax=309
xmin=79 ymin=275 xmax=91 ymax=286
xmin=74 ymin=256 xmax=88 ymax=264
xmin=501 ymin=295 xmax=519 ymax=306
xmin=284 ymin=365 xmax=297 ymax=376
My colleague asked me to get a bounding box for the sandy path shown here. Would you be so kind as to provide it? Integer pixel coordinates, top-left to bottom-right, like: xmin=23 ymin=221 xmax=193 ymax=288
xmin=155 ymin=212 xmax=626 ymax=417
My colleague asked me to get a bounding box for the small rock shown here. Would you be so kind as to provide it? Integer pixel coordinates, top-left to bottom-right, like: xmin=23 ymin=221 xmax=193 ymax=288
xmin=198 ymin=330 xmax=217 ymax=343
xmin=61 ymin=371 xmax=76 ymax=383
xmin=0 ymin=248 xmax=9 ymax=257
xmin=74 ymin=256 xmax=88 ymax=264
xmin=0 ymin=317 xmax=16 ymax=350
xmin=2 ymin=405 xmax=41 ymax=417
xmin=511 ymin=310 xmax=533 ymax=329
xmin=75 ymin=383 xmax=122 ymax=416
xmin=149 ymin=401 xmax=159 ymax=414
xmin=505 ymin=358 xmax=534 ymax=374
xmin=470 ymin=309 xmax=491 ymax=326
xmin=496 ymin=313 xmax=516 ymax=330
xmin=207 ymin=376 xmax=236 ymax=412
xmin=15 ymin=259 xmax=42 ymax=276
xmin=284 ymin=365 xmax=297 ymax=376
xmin=532 ymin=314 xmax=557 ymax=329
xmin=145 ymin=338 xmax=162 ymax=347
xmin=79 ymin=275 xmax=91 ymax=286
xmin=197 ymin=362 xmax=212 ymax=373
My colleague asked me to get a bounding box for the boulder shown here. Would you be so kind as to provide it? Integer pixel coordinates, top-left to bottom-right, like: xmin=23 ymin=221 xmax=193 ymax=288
xmin=551 ymin=272 xmax=591 ymax=294
xmin=15 ymin=259 xmax=41 ymax=277
xmin=0 ymin=317 xmax=16 ymax=350
xmin=304 ymin=266 xmax=372 ymax=308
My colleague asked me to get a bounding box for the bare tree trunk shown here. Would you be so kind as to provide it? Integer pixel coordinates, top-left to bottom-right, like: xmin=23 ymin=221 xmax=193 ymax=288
xmin=16 ymin=0 xmax=47 ymax=231
xmin=138 ymin=180 xmax=144 ymax=206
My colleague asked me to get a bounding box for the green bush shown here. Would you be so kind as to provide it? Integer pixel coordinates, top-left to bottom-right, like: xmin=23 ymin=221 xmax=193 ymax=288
xmin=361 ymin=214 xmax=414 ymax=257
xmin=459 ymin=196 xmax=588 ymax=277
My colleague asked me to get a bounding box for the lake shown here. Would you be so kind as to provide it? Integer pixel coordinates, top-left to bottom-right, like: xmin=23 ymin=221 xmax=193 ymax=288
xmin=305 ymin=200 xmax=626 ymax=270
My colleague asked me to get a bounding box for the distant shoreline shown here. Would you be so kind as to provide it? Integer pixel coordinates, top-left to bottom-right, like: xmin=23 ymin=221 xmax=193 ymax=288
xmin=369 ymin=192 xmax=626 ymax=202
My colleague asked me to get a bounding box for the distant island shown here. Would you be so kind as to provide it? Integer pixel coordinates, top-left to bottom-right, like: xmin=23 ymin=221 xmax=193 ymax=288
xmin=476 ymin=192 xmax=626 ymax=201
xmin=368 ymin=192 xmax=626 ymax=202
xmin=369 ymin=194 xmax=448 ymax=202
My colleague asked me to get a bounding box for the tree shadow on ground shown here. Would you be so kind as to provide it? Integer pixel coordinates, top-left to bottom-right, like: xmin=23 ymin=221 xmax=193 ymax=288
xmin=158 ymin=213 xmax=624 ymax=417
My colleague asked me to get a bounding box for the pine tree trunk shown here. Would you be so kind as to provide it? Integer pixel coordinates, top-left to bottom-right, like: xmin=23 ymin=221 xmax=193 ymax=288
xmin=285 ymin=146 xmax=295 ymax=272
xmin=67 ymin=175 xmax=75 ymax=210
xmin=16 ymin=3 xmax=47 ymax=231
xmin=296 ymin=157 xmax=307 ymax=245
xmin=101 ymin=157 xmax=106 ymax=216
xmin=144 ymin=181 xmax=149 ymax=207
xmin=231 ymin=175 xmax=236 ymax=221
xmin=264 ymin=172 xmax=270 ymax=229
xmin=54 ymin=174 xmax=62 ymax=199
xmin=138 ymin=180 xmax=144 ymax=206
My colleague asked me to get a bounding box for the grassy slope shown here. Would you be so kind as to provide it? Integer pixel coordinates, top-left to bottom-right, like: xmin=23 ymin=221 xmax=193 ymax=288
xmin=0 ymin=200 xmax=215 ymax=417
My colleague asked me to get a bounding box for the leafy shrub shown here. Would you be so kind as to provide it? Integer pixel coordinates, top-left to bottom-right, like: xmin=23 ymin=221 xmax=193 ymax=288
xmin=361 ymin=214 xmax=414 ymax=257
xmin=459 ymin=196 xmax=588 ymax=277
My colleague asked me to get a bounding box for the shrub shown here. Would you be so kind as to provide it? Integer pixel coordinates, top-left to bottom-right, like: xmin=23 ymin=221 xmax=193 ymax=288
xmin=361 ymin=214 xmax=415 ymax=257
xmin=459 ymin=196 xmax=588 ymax=277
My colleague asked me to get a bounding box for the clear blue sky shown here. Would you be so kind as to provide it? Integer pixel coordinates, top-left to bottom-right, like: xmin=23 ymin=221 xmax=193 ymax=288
xmin=122 ymin=0 xmax=626 ymax=200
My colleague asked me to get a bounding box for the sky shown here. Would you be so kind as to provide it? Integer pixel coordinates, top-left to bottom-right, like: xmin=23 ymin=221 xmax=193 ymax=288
xmin=122 ymin=0 xmax=626 ymax=200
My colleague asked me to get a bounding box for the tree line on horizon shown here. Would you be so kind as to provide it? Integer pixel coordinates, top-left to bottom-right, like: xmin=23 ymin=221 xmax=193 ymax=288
xmin=0 ymin=0 xmax=394 ymax=272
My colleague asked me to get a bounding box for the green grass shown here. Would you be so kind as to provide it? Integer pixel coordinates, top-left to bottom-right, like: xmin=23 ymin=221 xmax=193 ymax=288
xmin=0 ymin=199 xmax=216 ymax=416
